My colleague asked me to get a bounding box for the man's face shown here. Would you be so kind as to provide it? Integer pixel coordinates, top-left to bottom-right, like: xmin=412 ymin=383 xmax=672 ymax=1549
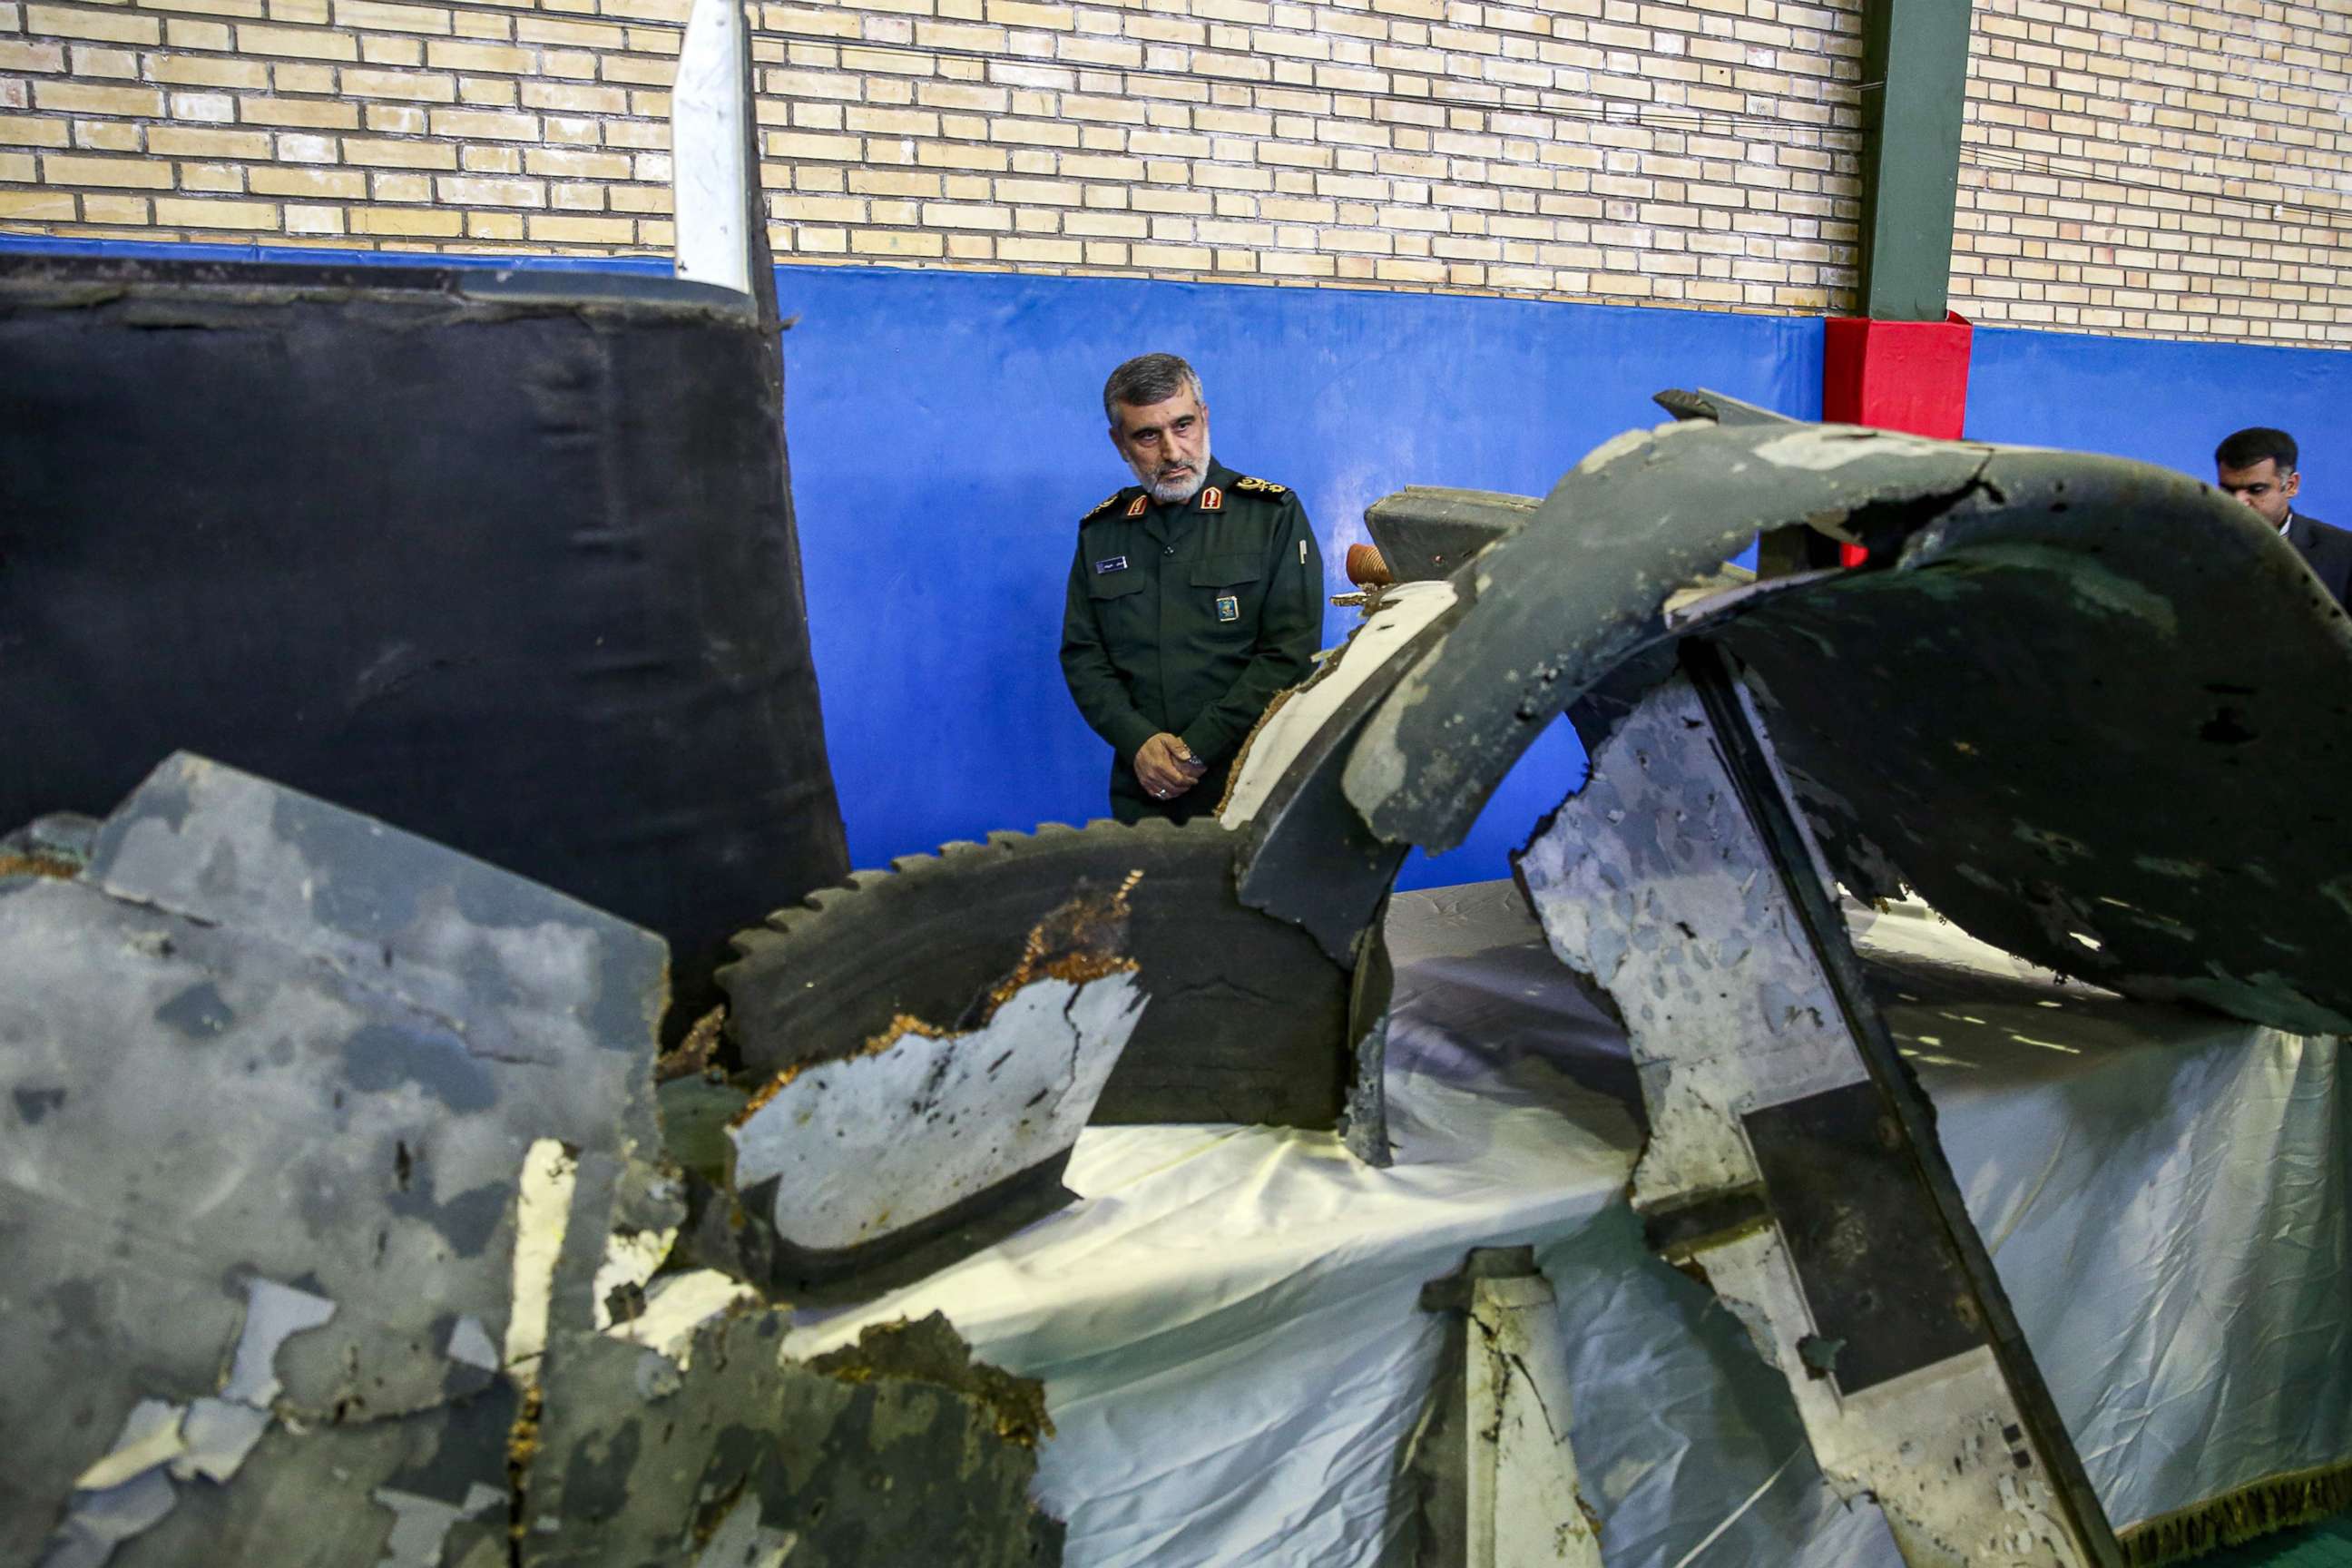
xmin=1110 ymin=387 xmax=1211 ymax=505
xmin=2217 ymin=456 xmax=2300 ymax=527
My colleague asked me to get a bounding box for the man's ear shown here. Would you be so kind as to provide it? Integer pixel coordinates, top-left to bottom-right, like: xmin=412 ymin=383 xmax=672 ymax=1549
xmin=2285 ymin=468 xmax=2304 ymax=501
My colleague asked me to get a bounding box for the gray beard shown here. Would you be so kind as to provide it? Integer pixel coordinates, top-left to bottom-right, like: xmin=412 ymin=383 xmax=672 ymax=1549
xmin=1132 ymin=448 xmax=1212 ymax=505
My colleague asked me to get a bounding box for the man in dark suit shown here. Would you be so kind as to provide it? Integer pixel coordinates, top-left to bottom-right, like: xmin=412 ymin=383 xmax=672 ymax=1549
xmin=2217 ymin=426 xmax=2352 ymax=610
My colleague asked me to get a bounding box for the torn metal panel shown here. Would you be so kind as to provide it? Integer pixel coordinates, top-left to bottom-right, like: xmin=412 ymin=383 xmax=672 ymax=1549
xmin=1364 ymin=488 xmax=1539 ymax=583
xmin=1235 ymin=583 xmax=1470 ymax=965
xmin=1515 ymin=667 xmax=2121 ymax=1568
xmin=1395 ymin=1249 xmax=1602 ymax=1568
xmin=720 ymin=966 xmax=1143 ymax=1294
xmin=1223 ymin=579 xmax=1458 ymax=837
xmin=521 ymin=1311 xmax=1063 ymax=1567
xmin=721 ymin=818 xmax=1353 ymax=1132
xmin=1715 ymin=448 xmax=2352 ymax=1034
xmin=1344 ymin=419 xmax=1994 ymax=853
xmin=1651 ymin=386 xmax=1803 ymax=427
xmin=2 ymin=752 xmax=668 ymax=1567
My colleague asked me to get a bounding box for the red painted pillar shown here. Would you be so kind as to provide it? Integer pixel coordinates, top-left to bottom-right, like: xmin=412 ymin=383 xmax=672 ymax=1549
xmin=1821 ymin=311 xmax=1975 ymax=564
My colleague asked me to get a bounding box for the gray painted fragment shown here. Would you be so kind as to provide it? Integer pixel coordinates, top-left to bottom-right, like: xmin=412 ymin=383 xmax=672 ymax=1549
xmin=4 ymin=754 xmax=668 ymax=1567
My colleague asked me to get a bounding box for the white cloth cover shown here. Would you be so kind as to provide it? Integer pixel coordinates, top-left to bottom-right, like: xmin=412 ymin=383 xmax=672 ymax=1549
xmin=780 ymin=882 xmax=2352 ymax=1567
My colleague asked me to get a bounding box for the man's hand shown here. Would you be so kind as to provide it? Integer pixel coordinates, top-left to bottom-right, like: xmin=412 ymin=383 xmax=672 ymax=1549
xmin=1133 ymin=732 xmax=1208 ymax=801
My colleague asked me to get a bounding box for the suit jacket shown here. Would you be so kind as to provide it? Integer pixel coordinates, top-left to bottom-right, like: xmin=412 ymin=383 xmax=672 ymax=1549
xmin=2284 ymin=512 xmax=2352 ymax=611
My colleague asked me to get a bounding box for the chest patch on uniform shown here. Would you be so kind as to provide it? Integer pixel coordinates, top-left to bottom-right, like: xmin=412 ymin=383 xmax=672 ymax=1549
xmin=1093 ymin=554 xmax=1129 ymax=574
xmin=1200 ymin=486 xmax=1223 ymax=512
xmin=1216 ymin=593 xmax=1240 ymax=622
xmin=1125 ymin=495 xmax=1148 ymax=517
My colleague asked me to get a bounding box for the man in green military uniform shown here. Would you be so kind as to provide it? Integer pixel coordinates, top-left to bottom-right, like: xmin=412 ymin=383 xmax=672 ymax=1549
xmin=1061 ymin=352 xmax=1325 ymax=823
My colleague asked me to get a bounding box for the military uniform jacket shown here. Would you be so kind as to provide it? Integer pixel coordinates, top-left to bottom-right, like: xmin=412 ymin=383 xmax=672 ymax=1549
xmin=1060 ymin=460 xmax=1324 ymax=807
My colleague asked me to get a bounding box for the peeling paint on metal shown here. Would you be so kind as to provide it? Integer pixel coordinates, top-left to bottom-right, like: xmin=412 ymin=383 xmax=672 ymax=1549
xmin=730 ymin=970 xmax=1143 ymax=1254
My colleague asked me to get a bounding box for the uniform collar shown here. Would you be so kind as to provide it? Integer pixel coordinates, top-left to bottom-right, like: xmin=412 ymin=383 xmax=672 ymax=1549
xmin=1141 ymin=461 xmax=1240 ymax=519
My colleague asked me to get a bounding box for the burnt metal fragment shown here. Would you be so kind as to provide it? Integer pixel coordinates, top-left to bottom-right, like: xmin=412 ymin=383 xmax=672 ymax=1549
xmin=722 ymin=818 xmax=1354 ymax=1131
xmin=1343 ymin=418 xmax=1994 ymax=854
xmin=1713 ymin=450 xmax=2352 ymax=1033
xmin=522 ymin=1313 xmax=1062 ymax=1567
xmin=1393 ymin=1248 xmax=1602 ymax=1568
xmin=1518 ymin=662 xmax=2120 ymax=1567
xmin=2 ymin=753 xmax=670 ymax=1568
xmin=1364 ymin=487 xmax=1538 ymax=583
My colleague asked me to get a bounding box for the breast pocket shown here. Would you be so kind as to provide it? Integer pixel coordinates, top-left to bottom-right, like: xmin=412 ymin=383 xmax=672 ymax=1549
xmin=1086 ymin=566 xmax=1150 ymax=641
xmin=1191 ymin=554 xmax=1265 ymax=639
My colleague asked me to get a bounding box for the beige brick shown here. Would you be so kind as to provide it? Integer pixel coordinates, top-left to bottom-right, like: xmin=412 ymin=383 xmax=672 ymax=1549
xmin=360 ymin=36 xmax=423 ymax=64
xmin=0 ymin=114 xmax=70 ymax=146
xmin=426 ymin=107 xmax=535 ymax=139
xmin=424 ymin=38 xmax=531 ymax=73
xmin=250 ymin=162 xmax=366 ymax=196
xmin=80 ymin=191 xmax=148 ymax=221
xmin=25 ymin=5 xmax=160 ymax=44
xmin=436 ymin=172 xmax=541 ymax=204
xmin=154 ymin=195 xmax=277 ymax=228
xmin=465 ymin=208 xmax=523 ymax=238
xmin=165 ymin=20 xmax=233 ymax=49
xmin=0 ymin=39 xmax=65 ymax=70
xmin=519 ymin=80 xmax=624 ymax=113
xmin=148 ymin=54 xmax=270 ymax=89
xmin=343 ymin=134 xmax=456 ymax=167
xmin=44 ymin=151 xmax=172 ymax=187
xmin=238 ymin=97 xmax=361 ymax=127
xmin=342 ymin=68 xmax=456 ymax=101
xmin=284 ymin=200 xmax=345 ymax=231
xmin=236 ymin=22 xmax=358 ymax=59
xmin=336 ymin=0 xmax=450 ymax=34
xmin=177 ymin=161 xmax=243 ymax=191
xmin=33 ymin=80 xmax=162 ymax=114
xmin=0 ymin=150 xmax=34 ymax=180
xmin=527 ymin=211 xmax=631 ymax=240
xmin=349 ymin=202 xmax=456 ymax=233
xmin=74 ymin=121 xmax=142 ymax=152
xmin=0 ymin=187 xmax=74 ymax=216
xmin=849 ymin=226 xmax=943 ymax=255
xmin=523 ymin=145 xmax=627 ymax=178
xmin=148 ymin=125 xmax=273 ymax=158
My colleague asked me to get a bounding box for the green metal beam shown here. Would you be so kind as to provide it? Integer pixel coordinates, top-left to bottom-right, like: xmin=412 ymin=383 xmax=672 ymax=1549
xmin=1855 ymin=0 xmax=1975 ymax=322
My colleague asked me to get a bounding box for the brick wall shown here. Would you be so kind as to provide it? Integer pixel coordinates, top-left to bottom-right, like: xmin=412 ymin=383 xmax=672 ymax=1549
xmin=0 ymin=0 xmax=1864 ymax=308
xmin=5 ymin=0 xmax=2350 ymax=345
xmin=1954 ymin=0 xmax=2352 ymax=345
xmin=0 ymin=0 xmax=682 ymax=250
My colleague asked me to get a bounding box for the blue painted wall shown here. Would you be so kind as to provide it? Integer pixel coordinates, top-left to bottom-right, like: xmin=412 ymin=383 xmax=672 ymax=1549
xmin=36 ymin=237 xmax=2349 ymax=889
xmin=772 ymin=265 xmax=1823 ymax=885
xmin=1966 ymin=323 xmax=2352 ymax=522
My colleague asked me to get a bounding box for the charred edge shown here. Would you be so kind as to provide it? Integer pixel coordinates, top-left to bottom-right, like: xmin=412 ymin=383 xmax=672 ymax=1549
xmin=656 ymin=1004 xmax=728 ymax=1084
xmin=505 ymin=1383 xmax=544 ymax=1565
xmin=1640 ymin=1184 xmax=1772 ymax=1259
xmin=0 ymin=850 xmax=81 ymax=880
xmin=806 ymin=1312 xmax=1055 ymax=1447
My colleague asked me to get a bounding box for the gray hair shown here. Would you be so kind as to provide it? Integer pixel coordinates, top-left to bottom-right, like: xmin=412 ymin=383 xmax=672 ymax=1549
xmin=1102 ymin=352 xmax=1204 ymax=423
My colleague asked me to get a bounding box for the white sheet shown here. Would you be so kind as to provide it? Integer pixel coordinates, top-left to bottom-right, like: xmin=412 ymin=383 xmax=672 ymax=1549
xmin=779 ymin=882 xmax=2351 ymax=1566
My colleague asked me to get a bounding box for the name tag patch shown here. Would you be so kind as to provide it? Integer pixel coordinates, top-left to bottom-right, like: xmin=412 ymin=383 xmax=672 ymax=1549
xmin=1093 ymin=555 xmax=1129 ymax=574
xmin=1216 ymin=593 xmax=1240 ymax=622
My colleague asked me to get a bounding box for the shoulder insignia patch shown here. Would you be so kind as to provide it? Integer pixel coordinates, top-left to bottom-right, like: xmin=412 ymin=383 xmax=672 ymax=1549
xmin=1125 ymin=495 xmax=1149 ymax=517
xmin=1200 ymin=485 xmax=1223 ymax=512
xmin=1232 ymin=475 xmax=1289 ymax=496
xmin=1080 ymin=491 xmax=1127 ymax=524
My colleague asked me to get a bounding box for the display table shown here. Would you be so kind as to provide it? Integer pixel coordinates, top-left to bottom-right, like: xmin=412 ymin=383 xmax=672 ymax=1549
xmin=778 ymin=881 xmax=2352 ymax=1567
